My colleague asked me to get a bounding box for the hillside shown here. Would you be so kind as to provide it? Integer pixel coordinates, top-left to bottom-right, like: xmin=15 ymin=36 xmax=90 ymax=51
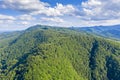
xmin=0 ymin=31 xmax=21 ymax=47
xmin=0 ymin=25 xmax=120 ymax=80
xmin=70 ymin=25 xmax=120 ymax=40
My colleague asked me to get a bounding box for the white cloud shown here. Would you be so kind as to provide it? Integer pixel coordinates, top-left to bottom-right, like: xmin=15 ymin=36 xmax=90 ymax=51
xmin=41 ymin=17 xmax=64 ymax=23
xmin=0 ymin=14 xmax=16 ymax=26
xmin=30 ymin=3 xmax=76 ymax=17
xmin=0 ymin=0 xmax=49 ymax=12
xmin=0 ymin=0 xmax=76 ymax=17
xmin=0 ymin=0 xmax=120 ymax=30
xmin=18 ymin=14 xmax=35 ymax=21
xmin=0 ymin=14 xmax=15 ymax=20
xmin=0 ymin=20 xmax=3 ymax=23
xmin=21 ymin=21 xmax=30 ymax=25
xmin=48 ymin=3 xmax=75 ymax=16
xmin=80 ymin=0 xmax=120 ymax=20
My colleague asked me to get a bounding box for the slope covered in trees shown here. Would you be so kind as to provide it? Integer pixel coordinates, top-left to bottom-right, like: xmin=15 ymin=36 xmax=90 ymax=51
xmin=0 ymin=31 xmax=21 ymax=47
xmin=0 ymin=25 xmax=120 ymax=80
xmin=0 ymin=31 xmax=21 ymax=68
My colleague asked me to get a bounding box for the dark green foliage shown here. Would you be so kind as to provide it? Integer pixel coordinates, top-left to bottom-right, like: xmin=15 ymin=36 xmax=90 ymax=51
xmin=106 ymin=55 xmax=120 ymax=80
xmin=0 ymin=25 xmax=120 ymax=80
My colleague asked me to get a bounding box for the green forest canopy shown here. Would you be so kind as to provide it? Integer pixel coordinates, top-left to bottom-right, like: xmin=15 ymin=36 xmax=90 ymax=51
xmin=0 ymin=25 xmax=120 ymax=80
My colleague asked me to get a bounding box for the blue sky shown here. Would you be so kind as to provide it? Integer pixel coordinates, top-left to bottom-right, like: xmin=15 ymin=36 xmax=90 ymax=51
xmin=41 ymin=0 xmax=86 ymax=6
xmin=0 ymin=0 xmax=120 ymax=31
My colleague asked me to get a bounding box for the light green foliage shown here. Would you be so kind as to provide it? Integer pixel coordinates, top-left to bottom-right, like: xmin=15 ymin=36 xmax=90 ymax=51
xmin=0 ymin=25 xmax=120 ymax=80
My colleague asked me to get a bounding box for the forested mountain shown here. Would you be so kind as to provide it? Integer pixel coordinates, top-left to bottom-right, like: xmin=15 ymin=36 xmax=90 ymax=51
xmin=0 ymin=25 xmax=120 ymax=80
xmin=70 ymin=25 xmax=120 ymax=40
xmin=0 ymin=31 xmax=21 ymax=47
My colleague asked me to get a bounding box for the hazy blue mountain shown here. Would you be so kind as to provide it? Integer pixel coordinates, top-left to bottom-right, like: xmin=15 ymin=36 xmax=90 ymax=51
xmin=70 ymin=25 xmax=120 ymax=40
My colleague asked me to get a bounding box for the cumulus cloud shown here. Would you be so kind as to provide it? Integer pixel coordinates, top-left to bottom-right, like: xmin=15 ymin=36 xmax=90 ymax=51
xmin=80 ymin=0 xmax=120 ymax=20
xmin=0 ymin=14 xmax=16 ymax=25
xmin=18 ymin=14 xmax=35 ymax=21
xmin=0 ymin=0 xmax=49 ymax=12
xmin=21 ymin=21 xmax=30 ymax=25
xmin=0 ymin=14 xmax=15 ymax=20
xmin=0 ymin=0 xmax=120 ymax=29
xmin=41 ymin=17 xmax=64 ymax=23
xmin=32 ymin=3 xmax=75 ymax=16
xmin=0 ymin=0 xmax=76 ymax=17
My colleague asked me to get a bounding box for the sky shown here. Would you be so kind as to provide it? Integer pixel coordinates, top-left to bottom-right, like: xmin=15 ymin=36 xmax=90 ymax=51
xmin=0 ymin=0 xmax=120 ymax=31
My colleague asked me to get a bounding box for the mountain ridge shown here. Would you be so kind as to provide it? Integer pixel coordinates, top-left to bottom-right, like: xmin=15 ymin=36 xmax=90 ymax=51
xmin=70 ymin=25 xmax=120 ymax=40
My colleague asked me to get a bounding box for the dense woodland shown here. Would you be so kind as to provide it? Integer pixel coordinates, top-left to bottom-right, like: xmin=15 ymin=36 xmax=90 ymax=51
xmin=0 ymin=25 xmax=120 ymax=80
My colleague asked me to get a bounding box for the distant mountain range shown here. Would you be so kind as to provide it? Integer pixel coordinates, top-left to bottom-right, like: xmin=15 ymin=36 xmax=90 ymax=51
xmin=70 ymin=25 xmax=120 ymax=40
